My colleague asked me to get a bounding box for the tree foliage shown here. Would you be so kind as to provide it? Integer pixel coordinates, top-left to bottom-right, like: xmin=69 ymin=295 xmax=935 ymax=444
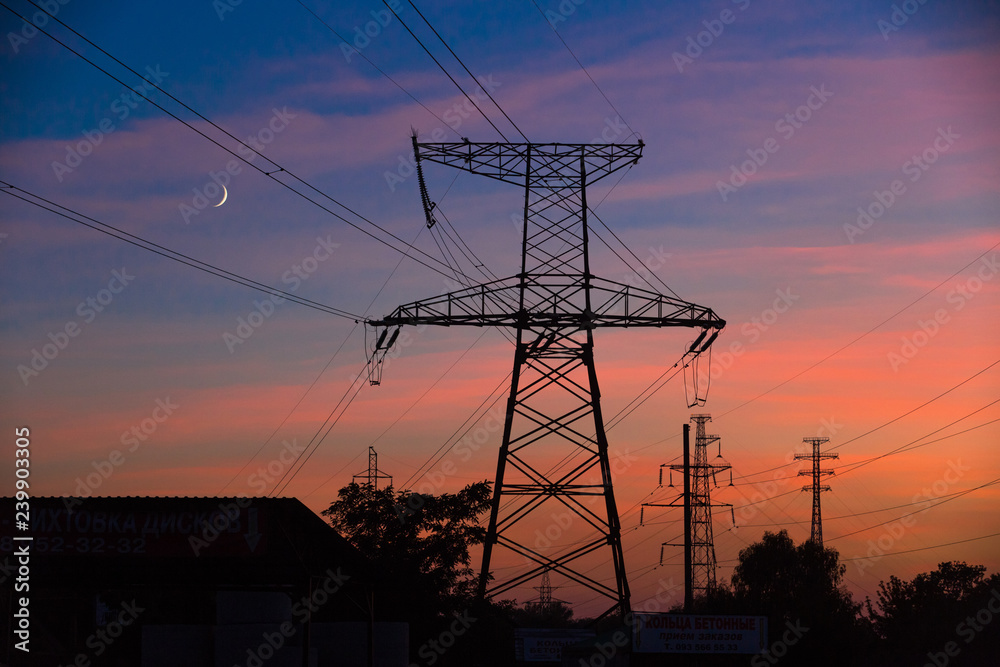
xmin=729 ymin=530 xmax=867 ymax=665
xmin=323 ymin=480 xmax=492 ymax=616
xmin=865 ymin=561 xmax=1000 ymax=665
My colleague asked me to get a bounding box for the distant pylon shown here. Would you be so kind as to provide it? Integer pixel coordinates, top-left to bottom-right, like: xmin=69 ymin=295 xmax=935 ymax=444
xmin=795 ymin=437 xmax=838 ymax=545
xmin=353 ymin=446 xmax=393 ymax=490
xmin=641 ymin=415 xmax=732 ymax=608
xmin=538 ymin=570 xmax=553 ymax=606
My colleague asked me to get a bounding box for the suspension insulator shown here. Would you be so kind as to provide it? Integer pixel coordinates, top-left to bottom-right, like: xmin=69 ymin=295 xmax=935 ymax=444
xmin=386 ymin=328 xmax=401 ymax=348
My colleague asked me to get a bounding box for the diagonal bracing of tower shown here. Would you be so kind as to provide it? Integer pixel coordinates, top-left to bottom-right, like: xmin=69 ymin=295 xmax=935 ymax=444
xmin=367 ymin=140 xmax=725 ymax=618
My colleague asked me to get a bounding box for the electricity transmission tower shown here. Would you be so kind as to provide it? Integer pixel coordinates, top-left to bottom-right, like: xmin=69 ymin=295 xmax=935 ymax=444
xmin=795 ymin=437 xmax=838 ymax=545
xmin=367 ymin=140 xmax=725 ymax=618
xmin=642 ymin=414 xmax=732 ymax=609
xmin=353 ymin=446 xmax=393 ymax=490
xmin=537 ymin=570 xmax=554 ymax=606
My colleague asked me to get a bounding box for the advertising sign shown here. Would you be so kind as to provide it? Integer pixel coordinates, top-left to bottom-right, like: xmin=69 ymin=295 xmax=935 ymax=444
xmin=515 ymin=628 xmax=595 ymax=662
xmin=633 ymin=613 xmax=767 ymax=654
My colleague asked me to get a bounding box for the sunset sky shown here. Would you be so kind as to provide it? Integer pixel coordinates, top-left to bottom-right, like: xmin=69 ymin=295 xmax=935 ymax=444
xmin=2 ymin=0 xmax=998 ymax=616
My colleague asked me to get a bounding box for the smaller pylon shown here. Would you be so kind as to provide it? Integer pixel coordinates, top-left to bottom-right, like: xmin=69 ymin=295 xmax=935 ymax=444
xmin=641 ymin=416 xmax=733 ymax=608
xmin=353 ymin=446 xmax=393 ymax=490
xmin=795 ymin=437 xmax=838 ymax=545
xmin=538 ymin=570 xmax=553 ymax=606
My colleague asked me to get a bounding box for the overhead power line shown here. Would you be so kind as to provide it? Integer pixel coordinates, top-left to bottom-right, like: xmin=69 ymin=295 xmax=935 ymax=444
xmin=295 ymin=0 xmax=456 ymax=132
xmin=729 ymin=356 xmax=1000 ymax=485
xmin=380 ymin=0 xmax=513 ymax=141
xmin=837 ymin=531 xmax=1000 ymax=562
xmin=527 ymin=0 xmax=637 ymax=138
xmin=0 ymin=182 xmax=363 ymax=320
xmin=716 ymin=238 xmax=1000 ymax=422
xmin=404 ymin=0 xmax=529 ymax=141
xmin=5 ymin=0 xmax=465 ymax=281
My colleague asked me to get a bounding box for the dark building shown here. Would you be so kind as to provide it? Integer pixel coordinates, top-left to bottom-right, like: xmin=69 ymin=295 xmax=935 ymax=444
xmin=0 ymin=496 xmax=407 ymax=666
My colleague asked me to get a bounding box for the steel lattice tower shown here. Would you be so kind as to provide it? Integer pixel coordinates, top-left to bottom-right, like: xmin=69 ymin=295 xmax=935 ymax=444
xmin=368 ymin=141 xmax=725 ymax=618
xmin=688 ymin=415 xmax=728 ymax=593
xmin=353 ymin=446 xmax=392 ymax=490
xmin=641 ymin=415 xmax=732 ymax=607
xmin=795 ymin=437 xmax=838 ymax=545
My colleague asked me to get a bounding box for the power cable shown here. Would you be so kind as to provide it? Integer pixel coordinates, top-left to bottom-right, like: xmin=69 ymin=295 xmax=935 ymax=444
xmin=4 ymin=1 xmax=465 ymax=281
xmin=715 ymin=238 xmax=1000 ymax=422
xmin=269 ymin=365 xmax=370 ymax=496
xmin=295 ymin=0 xmax=456 ymax=132
xmin=0 ymin=182 xmax=362 ymax=320
xmin=404 ymin=0 xmax=529 ymax=141
xmin=527 ymin=0 xmax=637 ymax=138
xmin=837 ymin=531 xmax=1000 ymax=562
xmin=380 ymin=0 xmax=511 ymax=141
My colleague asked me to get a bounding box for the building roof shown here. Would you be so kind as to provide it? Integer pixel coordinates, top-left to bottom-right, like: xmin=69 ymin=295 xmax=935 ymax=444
xmin=0 ymin=496 xmax=372 ymax=590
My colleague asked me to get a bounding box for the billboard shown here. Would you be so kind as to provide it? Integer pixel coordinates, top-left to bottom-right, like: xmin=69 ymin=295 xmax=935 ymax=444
xmin=632 ymin=613 xmax=767 ymax=654
xmin=514 ymin=628 xmax=595 ymax=662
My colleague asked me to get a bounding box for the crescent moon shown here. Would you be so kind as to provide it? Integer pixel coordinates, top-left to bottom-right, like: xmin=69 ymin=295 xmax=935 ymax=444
xmin=213 ymin=184 xmax=228 ymax=207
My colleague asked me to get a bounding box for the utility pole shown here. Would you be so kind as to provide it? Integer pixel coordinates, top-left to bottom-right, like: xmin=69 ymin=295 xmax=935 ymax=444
xmin=682 ymin=424 xmax=692 ymax=612
xmin=353 ymin=446 xmax=392 ymax=490
xmin=368 ymin=140 xmax=725 ymax=619
xmin=795 ymin=437 xmax=838 ymax=545
xmin=642 ymin=415 xmax=732 ymax=607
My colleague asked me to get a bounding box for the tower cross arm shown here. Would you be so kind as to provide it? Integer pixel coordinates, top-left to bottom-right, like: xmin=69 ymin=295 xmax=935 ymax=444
xmin=415 ymin=141 xmax=644 ymax=187
xmin=366 ymin=276 xmax=726 ymax=331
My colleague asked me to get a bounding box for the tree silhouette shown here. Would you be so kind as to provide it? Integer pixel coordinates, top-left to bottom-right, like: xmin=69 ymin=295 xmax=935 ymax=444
xmin=730 ymin=530 xmax=868 ymax=665
xmin=865 ymin=561 xmax=1000 ymax=666
xmin=323 ymin=481 xmax=491 ymax=630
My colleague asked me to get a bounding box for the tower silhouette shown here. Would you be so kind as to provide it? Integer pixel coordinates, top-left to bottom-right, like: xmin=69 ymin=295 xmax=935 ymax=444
xmin=641 ymin=414 xmax=732 ymax=608
xmin=795 ymin=436 xmax=837 ymax=545
xmin=368 ymin=140 xmax=725 ymax=617
xmin=353 ymin=446 xmax=392 ymax=490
